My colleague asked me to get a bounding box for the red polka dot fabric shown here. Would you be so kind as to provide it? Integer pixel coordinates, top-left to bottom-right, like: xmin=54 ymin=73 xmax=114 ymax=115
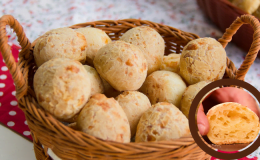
xmin=0 ymin=43 xmax=32 ymax=141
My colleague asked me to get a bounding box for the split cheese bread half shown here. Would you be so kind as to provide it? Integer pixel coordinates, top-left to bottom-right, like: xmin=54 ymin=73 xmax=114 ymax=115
xmin=207 ymin=102 xmax=260 ymax=145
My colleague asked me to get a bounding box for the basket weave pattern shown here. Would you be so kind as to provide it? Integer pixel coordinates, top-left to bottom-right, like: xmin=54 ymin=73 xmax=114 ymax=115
xmin=0 ymin=14 xmax=260 ymax=160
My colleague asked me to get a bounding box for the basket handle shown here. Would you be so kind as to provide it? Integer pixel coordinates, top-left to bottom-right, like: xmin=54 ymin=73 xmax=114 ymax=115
xmin=0 ymin=15 xmax=31 ymax=100
xmin=218 ymin=14 xmax=260 ymax=81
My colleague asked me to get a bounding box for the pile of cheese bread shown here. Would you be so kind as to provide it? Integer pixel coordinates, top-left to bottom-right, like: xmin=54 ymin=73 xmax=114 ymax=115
xmin=32 ymin=25 xmax=259 ymax=145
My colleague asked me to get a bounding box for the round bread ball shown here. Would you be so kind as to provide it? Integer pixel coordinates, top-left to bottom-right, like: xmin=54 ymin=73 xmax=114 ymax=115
xmin=93 ymin=41 xmax=148 ymax=91
xmin=179 ymin=37 xmax=226 ymax=85
xmin=181 ymin=81 xmax=210 ymax=118
xmin=160 ymin=53 xmax=180 ymax=73
xmin=135 ymin=102 xmax=190 ymax=142
xmin=232 ymin=0 xmax=260 ymax=14
xmin=33 ymin=58 xmax=91 ymax=120
xmin=77 ymin=94 xmax=131 ymax=143
xmin=207 ymin=102 xmax=260 ymax=145
xmin=116 ymin=91 xmax=151 ymax=138
xmin=120 ymin=26 xmax=165 ymax=75
xmin=139 ymin=70 xmax=187 ymax=108
xmin=33 ymin=27 xmax=87 ymax=67
xmin=76 ymin=27 xmax=112 ymax=66
xmin=83 ymin=65 xmax=104 ymax=96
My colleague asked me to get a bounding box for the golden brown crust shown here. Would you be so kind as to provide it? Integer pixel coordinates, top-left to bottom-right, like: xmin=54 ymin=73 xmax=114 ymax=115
xmin=33 ymin=27 xmax=87 ymax=67
xmin=120 ymin=26 xmax=165 ymax=75
xmin=207 ymin=102 xmax=260 ymax=145
xmin=83 ymin=65 xmax=104 ymax=96
xmin=77 ymin=94 xmax=131 ymax=143
xmin=93 ymin=41 xmax=148 ymax=91
xmin=179 ymin=37 xmax=226 ymax=85
xmin=76 ymin=27 xmax=111 ymax=66
xmin=33 ymin=58 xmax=91 ymax=120
xmin=180 ymin=81 xmax=210 ymax=118
xmin=116 ymin=91 xmax=151 ymax=138
xmin=139 ymin=70 xmax=186 ymax=108
xmin=135 ymin=102 xmax=190 ymax=142
xmin=160 ymin=53 xmax=180 ymax=73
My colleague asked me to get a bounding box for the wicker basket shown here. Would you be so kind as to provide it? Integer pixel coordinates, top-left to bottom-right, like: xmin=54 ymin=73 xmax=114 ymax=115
xmin=0 ymin=14 xmax=260 ymax=160
xmin=197 ymin=0 xmax=260 ymax=58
